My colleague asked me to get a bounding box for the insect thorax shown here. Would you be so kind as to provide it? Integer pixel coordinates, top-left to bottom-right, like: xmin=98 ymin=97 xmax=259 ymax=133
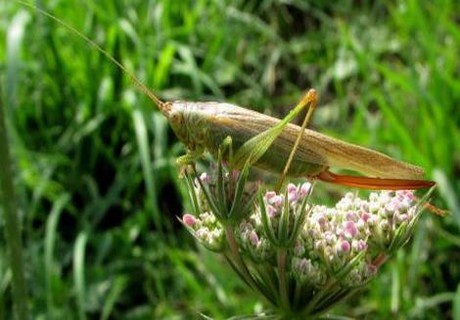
xmin=168 ymin=102 xmax=213 ymax=153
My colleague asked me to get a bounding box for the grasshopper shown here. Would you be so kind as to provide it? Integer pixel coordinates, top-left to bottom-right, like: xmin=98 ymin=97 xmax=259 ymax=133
xmin=19 ymin=2 xmax=435 ymax=191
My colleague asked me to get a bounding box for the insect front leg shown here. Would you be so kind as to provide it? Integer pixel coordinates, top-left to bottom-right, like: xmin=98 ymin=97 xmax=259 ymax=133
xmin=176 ymin=147 xmax=205 ymax=177
xmin=220 ymin=136 xmax=234 ymax=166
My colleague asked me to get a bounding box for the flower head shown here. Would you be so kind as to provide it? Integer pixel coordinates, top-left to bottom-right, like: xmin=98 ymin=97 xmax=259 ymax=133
xmin=182 ymin=161 xmax=431 ymax=318
xmin=181 ymin=211 xmax=225 ymax=251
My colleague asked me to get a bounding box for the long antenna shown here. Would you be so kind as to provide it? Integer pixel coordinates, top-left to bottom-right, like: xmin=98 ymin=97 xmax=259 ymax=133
xmin=17 ymin=0 xmax=165 ymax=109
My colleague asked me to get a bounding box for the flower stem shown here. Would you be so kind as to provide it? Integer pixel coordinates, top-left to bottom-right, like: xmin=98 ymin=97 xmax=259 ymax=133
xmin=372 ymin=253 xmax=388 ymax=268
xmin=0 ymin=93 xmax=29 ymax=319
xmin=277 ymin=248 xmax=289 ymax=310
xmin=224 ymin=225 xmax=259 ymax=290
xmin=303 ymin=279 xmax=339 ymax=315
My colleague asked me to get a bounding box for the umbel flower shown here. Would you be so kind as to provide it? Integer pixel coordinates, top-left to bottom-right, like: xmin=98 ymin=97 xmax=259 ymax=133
xmin=181 ymin=160 xmax=434 ymax=319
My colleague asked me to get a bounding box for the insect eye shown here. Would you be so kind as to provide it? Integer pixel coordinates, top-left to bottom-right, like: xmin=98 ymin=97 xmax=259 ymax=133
xmin=169 ymin=110 xmax=182 ymax=125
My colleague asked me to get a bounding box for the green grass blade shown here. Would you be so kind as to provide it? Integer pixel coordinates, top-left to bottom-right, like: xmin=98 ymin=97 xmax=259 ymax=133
xmin=73 ymin=232 xmax=88 ymax=320
xmin=132 ymin=108 xmax=162 ymax=231
xmin=0 ymin=73 xmax=29 ymax=320
xmin=454 ymin=284 xmax=460 ymax=320
xmin=100 ymin=276 xmax=128 ymax=320
xmin=44 ymin=193 xmax=70 ymax=316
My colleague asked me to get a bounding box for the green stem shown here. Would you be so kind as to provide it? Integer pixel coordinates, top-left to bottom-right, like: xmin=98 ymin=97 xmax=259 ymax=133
xmin=0 ymin=90 xmax=29 ymax=319
xmin=277 ymin=248 xmax=289 ymax=310
xmin=224 ymin=225 xmax=259 ymax=291
xmin=303 ymin=279 xmax=340 ymax=315
xmin=313 ymin=288 xmax=358 ymax=317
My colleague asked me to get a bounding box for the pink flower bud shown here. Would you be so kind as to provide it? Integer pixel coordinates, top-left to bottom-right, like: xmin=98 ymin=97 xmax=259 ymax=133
xmin=317 ymin=216 xmax=326 ymax=226
xmin=249 ymin=230 xmax=259 ymax=246
xmin=397 ymin=190 xmax=415 ymax=201
xmin=288 ymin=187 xmax=299 ymax=202
xmin=299 ymin=183 xmax=311 ymax=197
xmin=199 ymin=172 xmax=211 ymax=184
xmin=361 ymin=212 xmax=370 ymax=222
xmin=266 ymin=204 xmax=277 ymax=217
xmin=340 ymin=240 xmax=351 ymax=252
xmin=343 ymin=221 xmax=358 ymax=238
xmin=264 ymin=191 xmax=277 ymax=201
xmin=345 ymin=212 xmax=357 ymax=221
xmin=352 ymin=239 xmax=367 ymax=251
xmin=182 ymin=214 xmax=196 ymax=227
xmin=287 ymin=183 xmax=297 ymax=194
xmin=269 ymin=195 xmax=284 ymax=206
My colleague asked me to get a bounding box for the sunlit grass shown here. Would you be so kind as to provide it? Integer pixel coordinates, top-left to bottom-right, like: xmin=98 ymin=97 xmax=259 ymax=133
xmin=1 ymin=0 xmax=459 ymax=318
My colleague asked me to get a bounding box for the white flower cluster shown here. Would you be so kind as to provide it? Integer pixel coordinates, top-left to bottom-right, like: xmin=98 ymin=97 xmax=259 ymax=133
xmin=183 ymin=165 xmax=423 ymax=290
xmin=236 ymin=183 xmax=311 ymax=261
xmin=181 ymin=163 xmax=429 ymax=316
xmin=181 ymin=169 xmax=253 ymax=251
xmin=237 ymin=188 xmax=420 ymax=287
xmin=295 ymin=190 xmax=418 ymax=286
xmin=181 ymin=172 xmax=226 ymax=251
xmin=182 ymin=212 xmax=225 ymax=251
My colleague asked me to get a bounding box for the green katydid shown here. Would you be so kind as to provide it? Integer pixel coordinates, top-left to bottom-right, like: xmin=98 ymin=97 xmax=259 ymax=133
xmin=18 ymin=1 xmax=435 ymax=191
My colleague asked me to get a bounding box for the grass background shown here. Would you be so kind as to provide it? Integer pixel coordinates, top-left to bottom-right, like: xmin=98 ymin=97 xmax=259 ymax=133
xmin=1 ymin=0 xmax=460 ymax=319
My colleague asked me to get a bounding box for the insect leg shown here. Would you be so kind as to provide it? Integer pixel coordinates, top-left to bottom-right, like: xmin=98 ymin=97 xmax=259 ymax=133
xmin=231 ymin=90 xmax=317 ymax=172
xmin=317 ymin=170 xmax=436 ymax=190
xmin=221 ymin=136 xmax=234 ymax=165
xmin=276 ymin=89 xmax=318 ymax=191
xmin=177 ymin=147 xmax=205 ymax=166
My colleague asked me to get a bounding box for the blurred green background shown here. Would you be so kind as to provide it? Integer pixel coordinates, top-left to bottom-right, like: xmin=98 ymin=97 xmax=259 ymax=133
xmin=1 ymin=0 xmax=459 ymax=319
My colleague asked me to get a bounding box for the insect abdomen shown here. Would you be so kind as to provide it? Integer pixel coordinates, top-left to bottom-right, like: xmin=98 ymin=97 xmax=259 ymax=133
xmin=204 ymin=117 xmax=327 ymax=176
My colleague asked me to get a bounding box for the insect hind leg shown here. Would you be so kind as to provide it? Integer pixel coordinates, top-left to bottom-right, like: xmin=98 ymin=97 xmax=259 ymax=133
xmin=276 ymin=89 xmax=318 ymax=191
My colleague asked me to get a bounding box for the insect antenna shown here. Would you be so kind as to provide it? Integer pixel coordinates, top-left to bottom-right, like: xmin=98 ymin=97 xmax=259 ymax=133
xmin=17 ymin=1 xmax=166 ymax=112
